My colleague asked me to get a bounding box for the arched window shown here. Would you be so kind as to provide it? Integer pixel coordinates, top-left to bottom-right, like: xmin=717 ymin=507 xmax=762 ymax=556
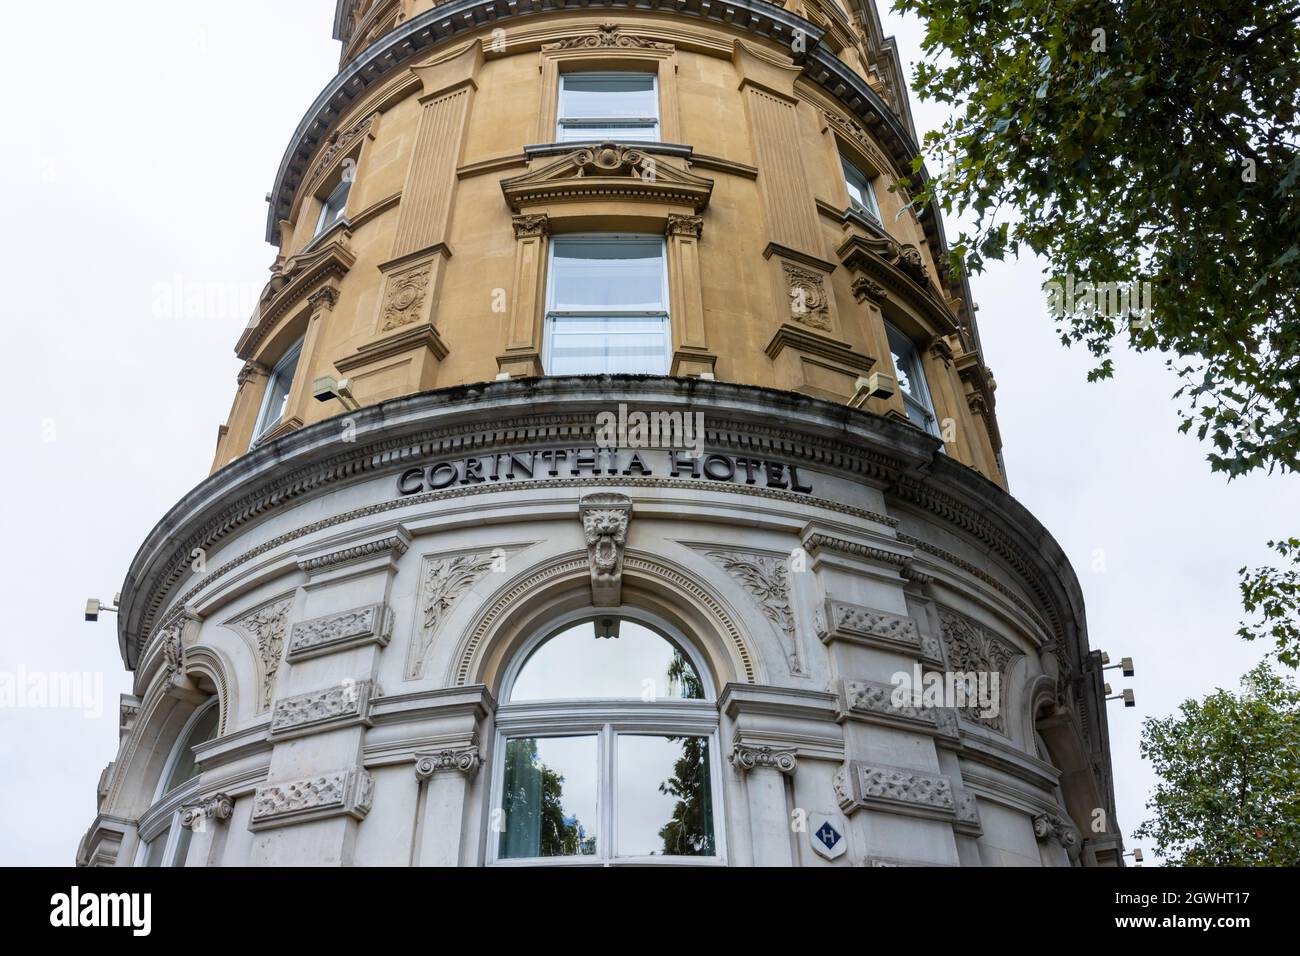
xmin=490 ymin=614 xmax=724 ymax=865
xmin=138 ymin=699 xmax=220 ymax=868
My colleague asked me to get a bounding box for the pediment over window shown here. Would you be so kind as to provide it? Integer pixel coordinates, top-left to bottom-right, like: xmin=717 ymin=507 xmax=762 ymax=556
xmin=237 ymin=234 xmax=355 ymax=360
xmin=500 ymin=143 xmax=713 ymax=214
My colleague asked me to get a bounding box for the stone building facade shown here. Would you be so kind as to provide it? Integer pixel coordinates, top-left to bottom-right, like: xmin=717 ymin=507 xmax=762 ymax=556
xmin=78 ymin=0 xmax=1123 ymax=867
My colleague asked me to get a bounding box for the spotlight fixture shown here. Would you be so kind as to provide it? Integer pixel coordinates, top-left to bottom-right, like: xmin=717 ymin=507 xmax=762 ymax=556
xmin=1106 ymin=687 xmax=1136 ymax=707
xmin=312 ymin=375 xmax=360 ymax=412
xmin=85 ymin=594 xmax=121 ymax=623
xmin=1103 ymin=654 xmax=1136 ymax=677
xmin=1125 ymin=848 xmax=1144 ymax=865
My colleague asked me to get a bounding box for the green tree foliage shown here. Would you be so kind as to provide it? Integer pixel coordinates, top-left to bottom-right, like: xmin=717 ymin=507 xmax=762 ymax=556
xmin=1134 ymin=663 xmax=1300 ymax=865
xmin=893 ymin=0 xmax=1300 ymax=659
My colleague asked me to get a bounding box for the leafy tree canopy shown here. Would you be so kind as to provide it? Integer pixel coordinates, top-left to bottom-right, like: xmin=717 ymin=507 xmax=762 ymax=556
xmin=893 ymin=0 xmax=1300 ymax=659
xmin=1134 ymin=663 xmax=1300 ymax=865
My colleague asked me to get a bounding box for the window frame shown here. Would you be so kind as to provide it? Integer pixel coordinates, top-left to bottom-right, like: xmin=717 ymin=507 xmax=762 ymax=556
xmin=314 ymin=177 xmax=353 ymax=238
xmin=135 ymin=699 xmax=219 ymax=868
xmin=250 ymin=337 xmax=304 ymax=446
xmin=840 ymin=152 xmax=882 ymax=225
xmin=542 ymin=234 xmax=672 ymax=376
xmin=886 ymin=322 xmax=941 ymax=438
xmin=556 ymin=71 xmax=660 ymax=143
xmin=487 ymin=608 xmax=726 ymax=867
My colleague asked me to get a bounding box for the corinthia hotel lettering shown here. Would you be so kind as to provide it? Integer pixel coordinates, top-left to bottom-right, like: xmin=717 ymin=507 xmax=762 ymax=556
xmin=398 ymin=449 xmax=815 ymax=496
xmin=79 ymin=0 xmax=1124 ymax=868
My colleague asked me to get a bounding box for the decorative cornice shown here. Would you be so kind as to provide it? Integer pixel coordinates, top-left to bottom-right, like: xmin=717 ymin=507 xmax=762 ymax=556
xmin=544 ymin=22 xmax=672 ymax=51
xmin=297 ymin=534 xmax=410 ymax=574
xmin=730 ymin=743 xmax=797 ymax=775
xmin=119 ymin=379 xmax=1074 ymax=681
xmin=500 ymin=142 xmax=714 ymax=214
xmin=237 ymin=236 xmax=355 ymax=360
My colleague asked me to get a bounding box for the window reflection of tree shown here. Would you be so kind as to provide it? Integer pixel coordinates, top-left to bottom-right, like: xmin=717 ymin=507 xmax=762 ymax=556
xmin=500 ymin=739 xmax=596 ymax=858
xmin=656 ymin=651 xmax=715 ymax=856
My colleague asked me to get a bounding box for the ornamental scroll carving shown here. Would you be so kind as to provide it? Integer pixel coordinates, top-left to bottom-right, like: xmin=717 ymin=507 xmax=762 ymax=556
xmin=407 ymin=552 xmax=499 ymax=679
xmin=783 ymin=263 xmax=832 ymax=331
xmin=1033 ymin=812 xmax=1081 ymax=857
xmin=581 ymin=494 xmax=632 ymax=607
xmin=937 ymin=608 xmax=1022 ymax=735
xmin=231 ymin=599 xmax=291 ymax=710
xmin=415 ymin=746 xmax=483 ymax=780
xmin=705 ymin=550 xmax=803 ymax=674
xmin=380 ymin=263 xmax=431 ymax=332
xmin=730 ymin=743 xmax=797 ymax=775
xmin=180 ymin=793 xmax=234 ymax=831
xmin=250 ymin=768 xmax=374 ymax=831
xmin=547 ymin=23 xmax=672 ymax=51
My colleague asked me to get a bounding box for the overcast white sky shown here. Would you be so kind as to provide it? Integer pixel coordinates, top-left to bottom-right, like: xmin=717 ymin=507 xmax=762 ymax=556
xmin=0 ymin=1 xmax=1294 ymax=866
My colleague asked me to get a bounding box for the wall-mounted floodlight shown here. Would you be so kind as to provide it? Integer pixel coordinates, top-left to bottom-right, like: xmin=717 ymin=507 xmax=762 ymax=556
xmin=1125 ymin=848 xmax=1144 ymax=865
xmin=85 ymin=594 xmax=120 ymax=623
xmin=1104 ymin=655 xmax=1136 ymax=677
xmin=312 ymin=375 xmax=360 ymax=412
xmin=1106 ymin=688 xmax=1136 ymax=708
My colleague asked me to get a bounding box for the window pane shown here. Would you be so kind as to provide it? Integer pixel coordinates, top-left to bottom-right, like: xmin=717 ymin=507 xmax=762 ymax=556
xmin=142 ymin=829 xmax=170 ymax=868
xmin=841 ymin=155 xmax=880 ymax=221
xmin=558 ymin=123 xmax=657 ymax=143
xmin=499 ymin=736 xmax=599 ymax=859
xmin=560 ymin=74 xmax=656 ymax=119
xmin=547 ymin=315 xmax=669 ymax=375
xmin=256 ymin=345 xmax=302 ymax=439
xmin=617 ymin=735 xmax=715 ymax=857
xmin=316 ymin=179 xmax=351 ymax=235
xmin=162 ymin=704 xmax=219 ymax=794
xmin=551 ymin=239 xmax=664 ymax=312
xmin=510 ymin=620 xmax=705 ymax=702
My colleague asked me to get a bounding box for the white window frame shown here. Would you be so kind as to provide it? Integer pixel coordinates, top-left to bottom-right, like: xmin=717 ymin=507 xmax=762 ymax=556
xmin=886 ymin=322 xmax=941 ymax=438
xmin=542 ymin=234 xmax=672 ymax=376
xmin=841 ymin=153 xmax=882 ymax=224
xmin=557 ymin=72 xmax=660 ymax=143
xmin=487 ymin=607 xmax=727 ymax=867
xmin=315 ymin=177 xmax=352 ymax=237
xmin=251 ymin=337 xmax=304 ymax=446
xmin=134 ymin=699 xmax=219 ymax=868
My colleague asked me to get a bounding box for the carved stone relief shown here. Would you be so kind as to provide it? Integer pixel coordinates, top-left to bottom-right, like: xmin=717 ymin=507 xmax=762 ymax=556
xmin=380 ymin=262 xmax=431 ymax=332
xmin=270 ymin=679 xmax=375 ymax=739
xmin=937 ymin=608 xmax=1022 ymax=735
xmin=415 ymin=746 xmax=483 ymax=780
xmin=406 ymin=552 xmax=499 ymax=679
xmin=580 ymin=494 xmax=632 ymax=607
xmin=817 ymin=600 xmax=942 ymax=663
xmin=783 ymin=262 xmax=832 ymax=331
xmin=287 ymin=603 xmax=392 ymax=663
xmin=230 ymin=599 xmax=292 ymax=711
xmin=705 ymin=550 xmax=803 ymax=674
xmin=249 ymin=768 xmax=374 ymax=831
xmin=730 ymin=743 xmax=797 ymax=775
